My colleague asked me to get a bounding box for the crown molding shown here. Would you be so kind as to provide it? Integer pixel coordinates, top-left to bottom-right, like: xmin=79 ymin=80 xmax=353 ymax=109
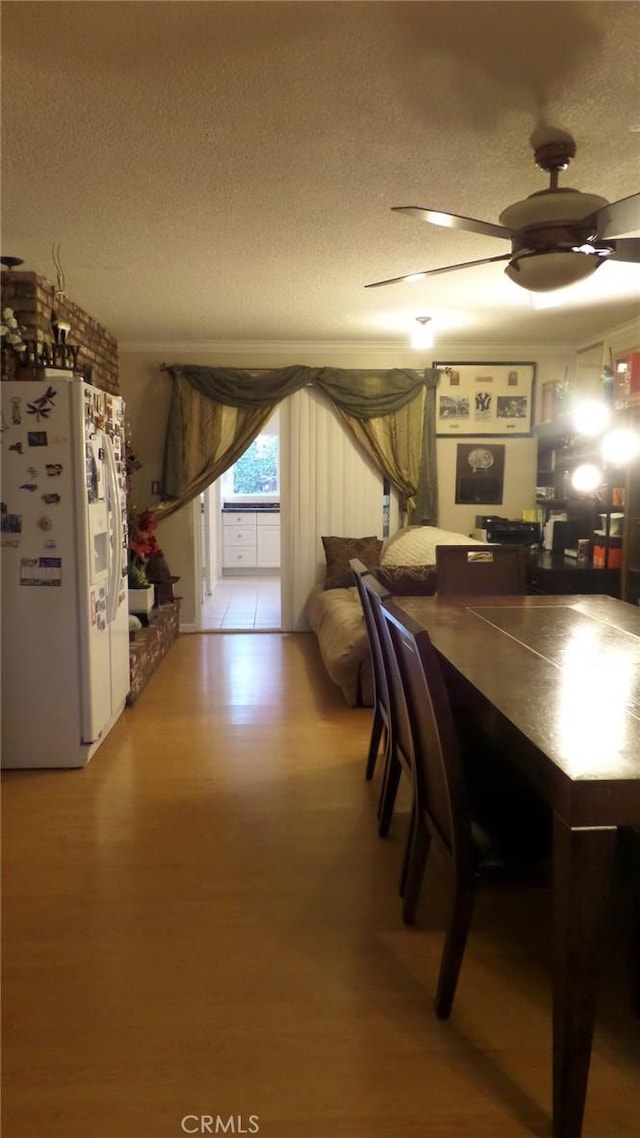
xmin=597 ymin=316 xmax=640 ymax=353
xmin=118 ymin=338 xmax=581 ymax=358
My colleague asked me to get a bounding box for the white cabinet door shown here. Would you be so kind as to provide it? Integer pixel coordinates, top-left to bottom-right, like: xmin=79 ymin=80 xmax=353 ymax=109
xmin=257 ymin=519 xmax=280 ymax=568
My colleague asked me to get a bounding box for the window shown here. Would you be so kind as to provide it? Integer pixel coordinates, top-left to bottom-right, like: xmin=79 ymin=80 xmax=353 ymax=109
xmin=222 ymin=416 xmax=280 ymax=504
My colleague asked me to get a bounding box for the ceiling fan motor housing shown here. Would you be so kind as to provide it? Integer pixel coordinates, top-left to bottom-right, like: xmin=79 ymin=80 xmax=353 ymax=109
xmin=499 ymin=189 xmax=609 ymax=234
xmin=499 ymin=189 xmax=613 ymax=288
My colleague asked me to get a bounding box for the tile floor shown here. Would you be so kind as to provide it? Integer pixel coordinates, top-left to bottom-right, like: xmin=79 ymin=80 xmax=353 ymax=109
xmin=200 ymin=574 xmax=281 ymax=630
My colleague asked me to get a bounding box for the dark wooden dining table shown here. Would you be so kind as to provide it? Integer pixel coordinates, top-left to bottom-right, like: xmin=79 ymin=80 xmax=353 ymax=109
xmin=393 ymin=593 xmax=640 ymax=1138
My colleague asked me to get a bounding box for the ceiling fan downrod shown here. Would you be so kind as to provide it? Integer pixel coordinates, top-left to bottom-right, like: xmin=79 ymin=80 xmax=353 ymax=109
xmin=533 ymin=135 xmax=577 ymax=191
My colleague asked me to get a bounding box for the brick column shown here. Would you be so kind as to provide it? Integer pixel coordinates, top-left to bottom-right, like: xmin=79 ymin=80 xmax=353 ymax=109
xmin=1 ymin=270 xmax=119 ymax=394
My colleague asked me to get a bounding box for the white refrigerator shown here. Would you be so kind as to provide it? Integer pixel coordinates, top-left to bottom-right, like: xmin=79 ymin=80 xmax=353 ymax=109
xmin=1 ymin=371 xmax=130 ymax=768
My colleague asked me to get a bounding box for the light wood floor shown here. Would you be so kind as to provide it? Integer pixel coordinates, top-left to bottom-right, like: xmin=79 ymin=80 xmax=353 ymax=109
xmin=2 ymin=633 xmax=639 ymax=1138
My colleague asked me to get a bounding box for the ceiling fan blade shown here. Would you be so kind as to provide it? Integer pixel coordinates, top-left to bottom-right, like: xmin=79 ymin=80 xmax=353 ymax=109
xmin=602 ymin=237 xmax=640 ymax=263
xmin=391 ymin=206 xmax=512 ymax=241
xmin=365 ymin=253 xmax=512 ymax=288
xmin=587 ymin=192 xmax=640 ymax=239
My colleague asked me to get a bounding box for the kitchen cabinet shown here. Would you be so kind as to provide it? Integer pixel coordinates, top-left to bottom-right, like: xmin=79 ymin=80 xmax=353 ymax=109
xmin=222 ymin=509 xmax=280 ymax=572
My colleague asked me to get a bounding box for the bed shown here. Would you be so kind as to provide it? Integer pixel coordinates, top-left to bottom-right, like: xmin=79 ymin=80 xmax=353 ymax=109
xmin=305 ymin=526 xmax=486 ymax=706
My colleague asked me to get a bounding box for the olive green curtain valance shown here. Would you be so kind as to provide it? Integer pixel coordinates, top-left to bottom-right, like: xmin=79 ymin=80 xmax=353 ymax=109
xmin=158 ymin=364 xmax=439 ymax=524
xmin=162 ymin=363 xmax=428 ymax=417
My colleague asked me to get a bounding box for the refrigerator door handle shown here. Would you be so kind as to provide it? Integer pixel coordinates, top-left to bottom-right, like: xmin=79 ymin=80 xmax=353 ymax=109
xmin=103 ymin=433 xmax=123 ymax=625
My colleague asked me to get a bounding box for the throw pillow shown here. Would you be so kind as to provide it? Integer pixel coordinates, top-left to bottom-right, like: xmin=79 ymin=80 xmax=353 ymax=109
xmin=322 ymin=535 xmax=383 ymax=590
xmin=375 ymin=564 xmax=438 ymax=595
xmin=381 ymin=525 xmax=484 ymax=567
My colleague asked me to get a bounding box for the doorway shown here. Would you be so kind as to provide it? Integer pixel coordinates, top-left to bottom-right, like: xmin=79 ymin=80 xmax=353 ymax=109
xmin=197 ymin=410 xmax=282 ymax=631
xmin=200 ymin=575 xmax=281 ymax=630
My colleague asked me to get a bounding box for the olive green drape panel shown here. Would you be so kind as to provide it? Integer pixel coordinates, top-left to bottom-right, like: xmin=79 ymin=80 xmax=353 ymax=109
xmin=160 ymin=392 xmax=274 ymax=518
xmin=334 ymin=368 xmax=438 ymax=523
xmin=158 ymin=364 xmax=439 ymax=523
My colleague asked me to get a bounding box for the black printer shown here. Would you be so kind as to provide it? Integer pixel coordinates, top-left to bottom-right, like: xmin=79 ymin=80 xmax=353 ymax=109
xmin=473 ymin=515 xmax=540 ymax=546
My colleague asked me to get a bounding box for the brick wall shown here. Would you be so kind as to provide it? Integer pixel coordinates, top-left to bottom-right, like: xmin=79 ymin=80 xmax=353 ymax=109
xmin=1 ymin=270 xmax=119 ymax=393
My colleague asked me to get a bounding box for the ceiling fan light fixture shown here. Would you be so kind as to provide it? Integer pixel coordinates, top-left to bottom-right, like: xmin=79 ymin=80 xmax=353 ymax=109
xmin=505 ymin=250 xmax=601 ymax=293
xmin=410 ymin=315 xmax=434 ymax=350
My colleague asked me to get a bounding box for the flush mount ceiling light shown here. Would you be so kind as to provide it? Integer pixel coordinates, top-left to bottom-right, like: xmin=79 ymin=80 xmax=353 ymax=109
xmin=410 ymin=316 xmax=434 ymax=350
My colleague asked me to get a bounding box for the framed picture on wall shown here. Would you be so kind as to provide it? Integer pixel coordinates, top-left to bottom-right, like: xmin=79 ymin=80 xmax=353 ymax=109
xmin=433 ymin=361 xmax=536 ymax=436
xmin=455 ymin=443 xmax=505 ymax=505
xmin=613 ymin=348 xmax=640 ymax=409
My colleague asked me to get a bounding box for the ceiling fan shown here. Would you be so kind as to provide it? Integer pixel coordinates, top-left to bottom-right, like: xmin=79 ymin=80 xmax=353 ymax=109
xmin=366 ymin=128 xmax=640 ymax=293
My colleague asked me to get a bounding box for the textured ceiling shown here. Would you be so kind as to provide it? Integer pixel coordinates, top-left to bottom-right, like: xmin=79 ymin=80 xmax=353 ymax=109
xmin=1 ymin=0 xmax=639 ymax=350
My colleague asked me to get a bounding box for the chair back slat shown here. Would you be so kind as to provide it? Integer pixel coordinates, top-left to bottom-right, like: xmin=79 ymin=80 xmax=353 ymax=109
xmin=350 ymin=559 xmax=391 ymax=719
xmin=361 ymin=572 xmax=414 ymax=774
xmin=435 ymin=544 xmax=526 ymax=596
xmin=382 ymin=600 xmax=475 ymax=872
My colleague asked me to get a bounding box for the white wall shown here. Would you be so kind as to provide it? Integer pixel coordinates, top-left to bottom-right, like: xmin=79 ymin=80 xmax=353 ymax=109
xmin=437 ymin=436 xmax=537 ymax=536
xmin=117 ymin=342 xmax=581 ymax=625
xmin=436 ymin=350 xmax=577 ymax=536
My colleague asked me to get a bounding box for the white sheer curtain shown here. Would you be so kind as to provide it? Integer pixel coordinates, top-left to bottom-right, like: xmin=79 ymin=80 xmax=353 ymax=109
xmin=280 ymin=387 xmax=400 ymax=631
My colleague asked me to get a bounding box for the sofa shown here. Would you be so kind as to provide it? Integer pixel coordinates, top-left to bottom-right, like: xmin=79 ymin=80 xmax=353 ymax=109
xmin=304 ymin=526 xmax=485 ymax=707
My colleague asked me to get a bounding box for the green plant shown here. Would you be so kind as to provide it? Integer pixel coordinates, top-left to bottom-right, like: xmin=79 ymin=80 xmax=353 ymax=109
xmin=128 ymin=560 xmax=150 ymax=589
xmin=231 ymin=435 xmax=278 ymax=493
xmin=127 ymin=506 xmax=161 ymax=588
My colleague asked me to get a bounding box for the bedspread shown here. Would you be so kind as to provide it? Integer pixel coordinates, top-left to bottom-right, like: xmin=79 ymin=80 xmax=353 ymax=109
xmin=305 ymin=526 xmax=486 ymax=707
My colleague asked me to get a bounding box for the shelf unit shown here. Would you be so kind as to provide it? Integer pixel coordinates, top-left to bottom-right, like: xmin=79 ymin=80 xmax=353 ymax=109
xmin=620 ymin=408 xmax=640 ymax=604
xmin=535 ymin=416 xmax=625 ymax=571
xmin=611 ymin=346 xmax=640 ymax=601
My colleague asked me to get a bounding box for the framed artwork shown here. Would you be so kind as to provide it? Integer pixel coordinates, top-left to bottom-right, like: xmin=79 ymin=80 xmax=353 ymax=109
xmin=434 ymin=361 xmax=536 ymax=436
xmin=455 ymin=443 xmax=505 ymax=505
xmin=613 ymin=348 xmax=640 ymax=410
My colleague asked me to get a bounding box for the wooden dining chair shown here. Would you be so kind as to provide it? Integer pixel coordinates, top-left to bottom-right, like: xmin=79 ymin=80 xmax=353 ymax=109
xmin=615 ymin=826 xmax=640 ymax=1017
xmin=380 ymin=598 xmax=550 ymax=1019
xmin=435 ymin=543 xmax=527 ymax=596
xmin=350 ymin=558 xmax=392 ymax=781
xmin=628 ymin=855 xmax=633 ymax=1019
xmin=627 ymin=829 xmax=640 ymax=1018
xmin=358 ymin=571 xmax=417 ymax=846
